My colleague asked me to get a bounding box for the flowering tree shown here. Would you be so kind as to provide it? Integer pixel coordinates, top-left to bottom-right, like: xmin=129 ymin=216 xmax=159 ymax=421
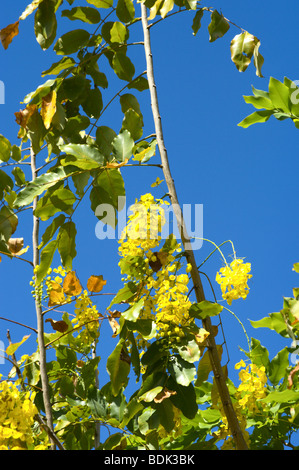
xmin=0 ymin=0 xmax=299 ymax=451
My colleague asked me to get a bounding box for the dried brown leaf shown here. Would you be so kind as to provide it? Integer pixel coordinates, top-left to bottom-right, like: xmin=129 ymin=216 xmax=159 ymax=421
xmin=0 ymin=21 xmax=19 ymax=50
xmin=45 ymin=318 xmax=68 ymax=333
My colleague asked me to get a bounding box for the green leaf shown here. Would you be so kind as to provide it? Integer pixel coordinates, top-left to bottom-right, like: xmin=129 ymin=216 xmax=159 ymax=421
xmin=116 ymin=0 xmax=135 ymax=24
xmin=27 ymin=108 xmax=47 ymax=154
xmin=12 ymin=167 xmax=26 ymax=187
xmin=261 ymin=389 xmax=299 ymax=404
xmin=91 ymin=168 xmax=125 ymax=211
xmin=0 ymin=170 xmax=13 ymax=199
xmin=96 ymin=126 xmax=117 ymax=157
xmin=268 ymin=347 xmax=289 ymax=385
xmin=58 ymin=221 xmax=77 ymax=269
xmin=268 ymin=77 xmax=290 ymax=113
xmin=195 ymin=349 xmax=213 ymax=386
xmin=128 ymin=76 xmax=149 ymax=92
xmin=110 ymin=22 xmax=128 ymax=44
xmin=60 ymin=143 xmax=105 ymax=169
xmin=54 ymin=29 xmax=90 ymax=55
xmin=23 ymin=78 xmax=57 ymax=104
xmin=126 ymin=318 xmax=156 ymax=339
xmin=86 ymin=0 xmax=113 ymax=8
xmin=61 ymin=74 xmax=90 ymax=101
xmin=81 ymin=87 xmax=103 ymax=119
xmin=168 ymin=354 xmax=196 ymax=386
xmin=230 ymin=31 xmax=264 ymax=77
xmin=168 ymin=377 xmax=197 ymax=419
xmin=10 ymin=145 xmax=21 ymax=162
xmin=39 ymin=214 xmax=66 ymax=249
xmin=141 ymin=340 xmax=169 ymax=368
xmin=293 ymin=263 xmax=299 ymax=273
xmin=208 ymin=10 xmax=230 ymax=43
xmin=250 ymin=312 xmax=288 ymax=338
xmin=34 ymin=0 xmax=57 ymax=50
xmin=14 ymin=167 xmax=70 ymax=209
xmin=0 ymin=134 xmax=12 ymax=163
xmin=192 ymin=9 xmax=204 ymax=36
xmin=249 ymin=338 xmax=270 ymax=369
xmin=42 ymin=57 xmax=76 ymax=77
xmin=36 ymin=239 xmax=58 ymax=284
xmin=121 ymin=108 xmax=143 ymax=140
xmin=34 ymin=186 xmax=76 ymax=221
xmin=0 ymin=206 xmax=18 ymax=240
xmin=238 ymin=110 xmax=273 ymax=128
xmin=108 ymin=281 xmax=138 ymax=308
xmin=122 ymin=298 xmax=144 ymax=322
xmin=243 ymin=94 xmax=273 ymax=110
xmin=112 ymin=52 xmax=135 ymax=81
xmin=189 ymin=300 xmax=223 ymax=320
xmin=106 ymin=339 xmax=130 ymax=396
xmin=61 ymin=6 xmax=101 ymax=24
xmin=112 ymin=129 xmax=134 ymax=162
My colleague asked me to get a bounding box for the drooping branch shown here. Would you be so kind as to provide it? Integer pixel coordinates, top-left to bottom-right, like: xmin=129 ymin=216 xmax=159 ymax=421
xmin=140 ymin=3 xmax=248 ymax=451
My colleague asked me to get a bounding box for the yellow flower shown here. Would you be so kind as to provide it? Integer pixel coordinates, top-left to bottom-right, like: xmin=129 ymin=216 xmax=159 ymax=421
xmin=216 ymin=258 xmax=252 ymax=305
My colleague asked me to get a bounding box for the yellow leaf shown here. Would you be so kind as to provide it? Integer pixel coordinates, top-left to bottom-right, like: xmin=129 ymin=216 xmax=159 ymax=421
xmin=63 ymin=271 xmax=82 ymax=296
xmin=45 ymin=318 xmax=68 ymax=333
xmin=87 ymin=274 xmax=107 ymax=293
xmin=105 ymin=159 xmax=128 ymax=168
xmin=41 ymin=90 xmax=57 ymax=129
xmin=6 ymin=335 xmax=30 ymax=356
xmin=48 ymin=281 xmax=66 ymax=306
xmin=0 ymin=21 xmax=19 ymax=50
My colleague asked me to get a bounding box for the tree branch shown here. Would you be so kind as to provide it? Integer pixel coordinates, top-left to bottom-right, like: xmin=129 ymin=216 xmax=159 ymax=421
xmin=140 ymin=2 xmax=248 ymax=451
xmin=30 ymin=146 xmax=56 ymax=450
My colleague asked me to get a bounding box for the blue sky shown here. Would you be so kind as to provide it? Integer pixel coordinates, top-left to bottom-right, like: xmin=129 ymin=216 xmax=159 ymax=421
xmin=0 ymin=0 xmax=299 ymax=395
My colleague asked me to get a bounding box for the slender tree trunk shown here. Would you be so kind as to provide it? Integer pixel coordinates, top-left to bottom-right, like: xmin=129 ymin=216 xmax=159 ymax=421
xmin=140 ymin=3 xmax=248 ymax=450
xmin=31 ymin=147 xmax=56 ymax=450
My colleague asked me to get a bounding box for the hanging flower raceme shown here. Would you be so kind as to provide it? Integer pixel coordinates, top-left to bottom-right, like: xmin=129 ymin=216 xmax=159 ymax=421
xmin=0 ymin=376 xmax=47 ymax=450
xmin=215 ymin=258 xmax=252 ymax=305
xmin=118 ymin=193 xmax=198 ymax=341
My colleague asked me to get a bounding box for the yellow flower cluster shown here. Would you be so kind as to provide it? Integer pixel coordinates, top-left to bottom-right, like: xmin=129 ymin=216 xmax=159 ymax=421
xmin=214 ymin=360 xmax=268 ymax=449
xmin=235 ymin=360 xmax=268 ymax=412
xmin=215 ymin=258 xmax=252 ymax=305
xmin=72 ymin=290 xmax=100 ymax=345
xmin=119 ymin=193 xmax=167 ymax=258
xmin=118 ymin=194 xmax=194 ymax=340
xmin=0 ymin=376 xmax=46 ymax=450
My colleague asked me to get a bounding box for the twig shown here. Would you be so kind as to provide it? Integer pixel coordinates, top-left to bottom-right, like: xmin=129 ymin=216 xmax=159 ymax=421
xmin=140 ymin=2 xmax=248 ymax=451
xmin=0 ymin=316 xmax=37 ymax=333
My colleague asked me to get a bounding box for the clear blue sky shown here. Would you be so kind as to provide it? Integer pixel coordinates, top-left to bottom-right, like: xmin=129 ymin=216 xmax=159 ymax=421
xmin=0 ymin=0 xmax=299 ymax=392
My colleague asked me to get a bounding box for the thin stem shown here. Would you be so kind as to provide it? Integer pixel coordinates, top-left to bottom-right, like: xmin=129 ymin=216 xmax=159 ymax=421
xmin=0 ymin=250 xmax=34 ymax=266
xmin=31 ymin=146 xmax=56 ymax=450
xmin=140 ymin=3 xmax=248 ymax=450
xmin=223 ymin=306 xmax=251 ymax=353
